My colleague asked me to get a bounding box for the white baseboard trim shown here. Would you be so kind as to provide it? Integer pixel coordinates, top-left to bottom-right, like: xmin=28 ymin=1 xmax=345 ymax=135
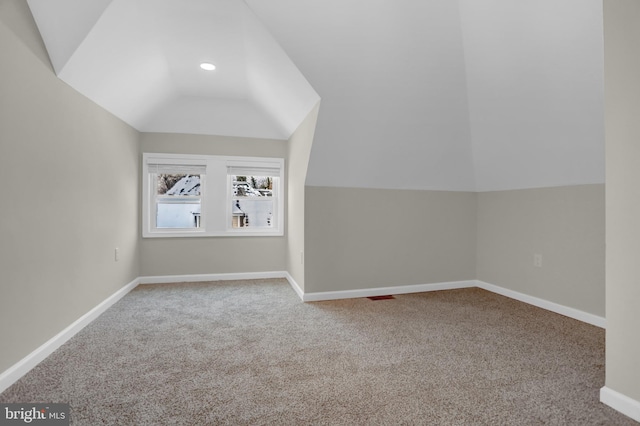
xmin=302 ymin=280 xmax=476 ymax=302
xmin=600 ymin=386 xmax=640 ymax=422
xmin=299 ymin=279 xmax=605 ymax=328
xmin=0 ymin=272 xmax=294 ymax=394
xmin=139 ymin=270 xmax=307 ymax=303
xmin=138 ymin=271 xmax=288 ymax=285
xmin=0 ymin=277 xmax=140 ymax=394
xmin=0 ymin=273 xmax=608 ymax=396
xmin=284 ymin=272 xmax=304 ymax=301
xmin=475 ymin=280 xmax=606 ymax=328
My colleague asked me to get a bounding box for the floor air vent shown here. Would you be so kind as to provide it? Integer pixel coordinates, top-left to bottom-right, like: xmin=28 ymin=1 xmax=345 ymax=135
xmin=367 ymin=295 xmax=395 ymax=301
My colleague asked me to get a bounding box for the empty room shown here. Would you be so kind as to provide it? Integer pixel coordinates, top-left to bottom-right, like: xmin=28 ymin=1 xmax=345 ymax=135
xmin=1 ymin=0 xmax=639 ymax=424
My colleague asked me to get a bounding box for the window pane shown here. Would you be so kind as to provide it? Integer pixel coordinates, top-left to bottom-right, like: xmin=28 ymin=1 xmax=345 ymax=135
xmin=232 ymin=175 xmax=273 ymax=197
xmin=157 ymin=202 xmax=201 ymax=228
xmin=231 ymin=175 xmax=274 ymax=228
xmin=232 ymin=199 xmax=273 ymax=228
xmin=157 ymin=174 xmax=201 ymax=196
xmin=144 ymin=154 xmax=284 ymax=237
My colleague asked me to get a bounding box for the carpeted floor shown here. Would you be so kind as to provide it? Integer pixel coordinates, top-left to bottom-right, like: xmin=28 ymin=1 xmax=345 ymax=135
xmin=1 ymin=279 xmax=637 ymax=425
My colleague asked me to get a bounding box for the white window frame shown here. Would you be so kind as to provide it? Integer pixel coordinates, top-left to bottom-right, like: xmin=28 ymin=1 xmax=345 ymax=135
xmin=143 ymin=153 xmax=284 ymax=238
xmin=226 ymin=160 xmax=283 ymax=234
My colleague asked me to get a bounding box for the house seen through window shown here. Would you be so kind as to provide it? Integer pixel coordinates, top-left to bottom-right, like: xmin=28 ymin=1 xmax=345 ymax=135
xmin=231 ymin=175 xmax=274 ymax=229
xmin=156 ymin=174 xmax=202 ymax=228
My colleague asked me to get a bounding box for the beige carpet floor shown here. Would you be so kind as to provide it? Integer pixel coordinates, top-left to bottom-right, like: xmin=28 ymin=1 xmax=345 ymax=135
xmin=1 ymin=279 xmax=637 ymax=425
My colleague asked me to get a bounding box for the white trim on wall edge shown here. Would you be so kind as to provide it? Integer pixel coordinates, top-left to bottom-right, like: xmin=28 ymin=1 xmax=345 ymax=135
xmin=0 ymin=271 xmax=294 ymax=394
xmin=139 ymin=271 xmax=309 ymax=304
xmin=0 ymin=277 xmax=140 ymax=394
xmin=139 ymin=271 xmax=308 ymax=303
xmin=299 ymin=279 xmax=605 ymax=328
xmin=138 ymin=271 xmax=304 ymax=300
xmin=301 ymin=280 xmax=476 ymax=302
xmin=138 ymin=271 xmax=288 ymax=285
xmin=475 ymin=280 xmax=606 ymax=329
xmin=600 ymin=386 xmax=640 ymax=423
xmin=284 ymin=272 xmax=304 ymax=300
xmin=0 ymin=273 xmax=607 ymax=396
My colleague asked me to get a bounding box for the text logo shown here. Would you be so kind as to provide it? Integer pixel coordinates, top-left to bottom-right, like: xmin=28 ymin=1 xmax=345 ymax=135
xmin=0 ymin=404 xmax=69 ymax=425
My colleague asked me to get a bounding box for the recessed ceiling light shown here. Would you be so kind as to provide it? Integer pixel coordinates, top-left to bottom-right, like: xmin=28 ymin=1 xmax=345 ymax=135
xmin=200 ymin=62 xmax=216 ymax=71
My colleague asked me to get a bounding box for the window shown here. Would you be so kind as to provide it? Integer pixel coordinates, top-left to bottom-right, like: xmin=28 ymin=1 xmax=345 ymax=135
xmin=143 ymin=154 xmax=284 ymax=237
xmin=153 ymin=168 xmax=204 ymax=229
xmin=228 ymin=162 xmax=281 ymax=231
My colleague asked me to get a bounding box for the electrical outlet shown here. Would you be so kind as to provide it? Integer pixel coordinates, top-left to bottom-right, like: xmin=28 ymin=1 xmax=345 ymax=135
xmin=115 ymin=248 xmax=120 ymax=262
xmin=534 ymin=253 xmax=542 ymax=268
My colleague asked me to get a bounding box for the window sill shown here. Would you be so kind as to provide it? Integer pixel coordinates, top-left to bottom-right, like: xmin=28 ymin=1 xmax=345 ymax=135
xmin=142 ymin=230 xmax=284 ymax=238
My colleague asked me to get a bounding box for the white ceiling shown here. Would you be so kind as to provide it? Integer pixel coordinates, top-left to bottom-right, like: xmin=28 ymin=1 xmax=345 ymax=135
xmin=27 ymin=0 xmax=319 ymax=140
xmin=27 ymin=0 xmax=604 ymax=192
xmin=459 ymin=0 xmax=604 ymax=191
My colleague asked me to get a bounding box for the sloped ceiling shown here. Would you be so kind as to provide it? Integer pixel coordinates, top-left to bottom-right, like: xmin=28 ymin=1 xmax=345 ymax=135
xmin=27 ymin=0 xmax=320 ymax=140
xmin=27 ymin=0 xmax=604 ymax=192
xmin=459 ymin=0 xmax=604 ymax=191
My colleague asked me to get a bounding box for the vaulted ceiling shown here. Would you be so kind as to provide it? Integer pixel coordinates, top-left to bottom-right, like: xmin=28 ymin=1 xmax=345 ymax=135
xmin=27 ymin=0 xmax=604 ymax=192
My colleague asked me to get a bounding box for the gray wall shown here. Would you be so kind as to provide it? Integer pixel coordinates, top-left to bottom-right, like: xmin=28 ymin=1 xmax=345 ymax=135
xmin=139 ymin=133 xmax=288 ymax=277
xmin=477 ymin=185 xmax=605 ymax=317
xmin=0 ymin=3 xmax=140 ymax=373
xmin=304 ymin=184 xmax=606 ymax=319
xmin=304 ymin=187 xmax=477 ymax=293
xmin=603 ymin=0 xmax=640 ymax=403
